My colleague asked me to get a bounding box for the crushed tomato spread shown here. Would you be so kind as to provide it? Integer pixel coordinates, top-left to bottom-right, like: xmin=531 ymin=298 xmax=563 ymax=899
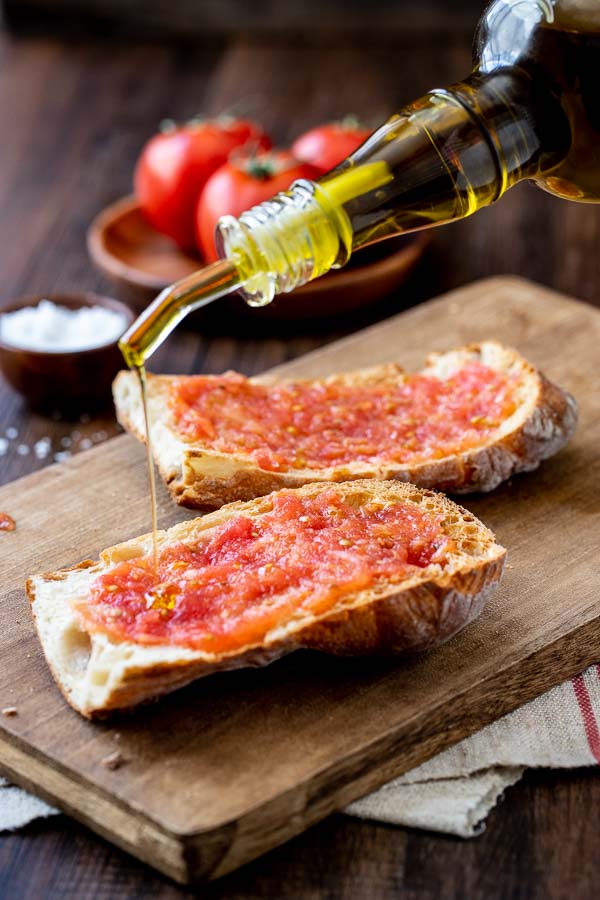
xmin=169 ymin=363 xmax=519 ymax=472
xmin=79 ymin=490 xmax=450 ymax=652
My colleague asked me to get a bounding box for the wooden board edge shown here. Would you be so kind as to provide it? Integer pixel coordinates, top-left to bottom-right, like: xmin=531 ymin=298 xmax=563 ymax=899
xmin=196 ymin=612 xmax=600 ymax=881
xmin=2 ymin=610 xmax=598 ymax=884
xmin=0 ymin=734 xmax=234 ymax=885
xmin=0 ymin=433 xmax=135 ymax=501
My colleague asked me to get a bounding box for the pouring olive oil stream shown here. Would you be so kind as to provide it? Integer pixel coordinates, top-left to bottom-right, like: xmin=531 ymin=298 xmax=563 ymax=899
xmin=118 ymin=0 xmax=600 ymax=574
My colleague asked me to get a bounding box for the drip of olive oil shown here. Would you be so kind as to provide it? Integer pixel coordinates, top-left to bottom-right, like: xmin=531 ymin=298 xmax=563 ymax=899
xmin=136 ymin=364 xmax=159 ymax=571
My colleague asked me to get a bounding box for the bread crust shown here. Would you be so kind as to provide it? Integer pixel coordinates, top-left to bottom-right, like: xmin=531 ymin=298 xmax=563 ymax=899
xmin=112 ymin=342 xmax=578 ymax=510
xmin=26 ymin=480 xmax=506 ymax=718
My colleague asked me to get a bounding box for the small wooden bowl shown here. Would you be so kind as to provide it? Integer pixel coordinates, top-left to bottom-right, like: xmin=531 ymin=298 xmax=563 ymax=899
xmin=88 ymin=196 xmax=430 ymax=321
xmin=0 ymin=293 xmax=134 ymax=412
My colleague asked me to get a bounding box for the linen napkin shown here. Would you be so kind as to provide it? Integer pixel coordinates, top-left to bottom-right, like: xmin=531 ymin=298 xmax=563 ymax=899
xmin=2 ymin=665 xmax=599 ymax=837
xmin=347 ymin=664 xmax=600 ymax=835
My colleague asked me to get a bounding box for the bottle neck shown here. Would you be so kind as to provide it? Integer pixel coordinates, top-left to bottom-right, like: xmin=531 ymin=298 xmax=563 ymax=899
xmin=327 ymin=65 xmax=570 ymax=243
xmin=443 ymin=68 xmax=571 ymax=196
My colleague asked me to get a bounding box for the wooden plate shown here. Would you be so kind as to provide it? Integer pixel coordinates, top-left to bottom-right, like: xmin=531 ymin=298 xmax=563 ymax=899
xmin=87 ymin=196 xmax=430 ymax=321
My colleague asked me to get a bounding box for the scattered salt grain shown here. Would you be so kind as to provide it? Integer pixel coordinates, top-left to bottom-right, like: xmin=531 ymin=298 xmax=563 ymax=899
xmin=16 ymin=444 xmax=29 ymax=456
xmin=0 ymin=299 xmax=126 ymax=352
xmin=5 ymin=427 xmax=17 ymax=440
xmin=54 ymin=450 xmax=71 ymax=463
xmin=79 ymin=438 xmax=92 ymax=450
xmin=34 ymin=438 xmax=51 ymax=459
xmin=0 ymin=438 xmax=7 ymax=455
xmin=60 ymin=436 xmax=72 ymax=448
xmin=93 ymin=431 xmax=107 ymax=443
xmin=79 ymin=413 xmax=91 ymax=424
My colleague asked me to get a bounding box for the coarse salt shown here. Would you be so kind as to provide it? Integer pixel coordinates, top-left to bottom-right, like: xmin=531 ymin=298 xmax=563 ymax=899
xmin=34 ymin=438 xmax=51 ymax=459
xmin=0 ymin=299 xmax=126 ymax=352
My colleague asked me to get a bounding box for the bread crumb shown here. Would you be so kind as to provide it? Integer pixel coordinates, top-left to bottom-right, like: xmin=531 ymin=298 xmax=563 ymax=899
xmin=1 ymin=706 xmax=18 ymax=717
xmin=101 ymin=750 xmax=125 ymax=770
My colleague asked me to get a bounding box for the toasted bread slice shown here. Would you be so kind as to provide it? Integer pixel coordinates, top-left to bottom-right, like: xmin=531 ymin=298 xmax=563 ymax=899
xmin=113 ymin=342 xmax=577 ymax=510
xmin=27 ymin=480 xmax=506 ymax=718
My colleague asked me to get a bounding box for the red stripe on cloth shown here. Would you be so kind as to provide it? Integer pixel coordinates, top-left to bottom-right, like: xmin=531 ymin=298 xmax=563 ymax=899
xmin=572 ymin=673 xmax=600 ymax=764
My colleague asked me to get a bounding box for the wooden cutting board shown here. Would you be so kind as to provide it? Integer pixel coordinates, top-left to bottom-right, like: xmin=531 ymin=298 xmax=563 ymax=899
xmin=1 ymin=276 xmax=599 ymax=884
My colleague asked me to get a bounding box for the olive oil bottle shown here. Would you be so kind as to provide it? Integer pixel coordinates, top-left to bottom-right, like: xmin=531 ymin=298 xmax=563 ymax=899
xmin=121 ymin=0 xmax=600 ymax=365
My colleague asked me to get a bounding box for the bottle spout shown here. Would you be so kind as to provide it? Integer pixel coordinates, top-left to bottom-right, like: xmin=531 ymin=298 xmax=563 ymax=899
xmin=118 ymin=259 xmax=241 ymax=368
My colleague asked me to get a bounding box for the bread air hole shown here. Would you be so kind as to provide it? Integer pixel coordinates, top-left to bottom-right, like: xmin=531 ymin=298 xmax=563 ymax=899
xmin=58 ymin=623 xmax=92 ymax=676
xmin=89 ymin=669 xmax=109 ymax=687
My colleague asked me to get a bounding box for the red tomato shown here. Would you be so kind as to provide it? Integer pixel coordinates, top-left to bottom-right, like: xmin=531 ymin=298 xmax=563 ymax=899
xmin=291 ymin=120 xmax=371 ymax=174
xmin=196 ymin=150 xmax=321 ymax=262
xmin=134 ymin=118 xmax=271 ymax=250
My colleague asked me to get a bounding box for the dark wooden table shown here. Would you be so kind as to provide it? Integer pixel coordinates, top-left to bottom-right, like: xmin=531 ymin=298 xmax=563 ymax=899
xmin=1 ymin=20 xmax=600 ymax=900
